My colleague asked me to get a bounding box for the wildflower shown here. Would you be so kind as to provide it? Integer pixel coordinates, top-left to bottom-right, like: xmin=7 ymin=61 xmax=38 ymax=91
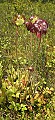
xmin=25 ymin=16 xmax=48 ymax=39
xmin=34 ymin=19 xmax=48 ymax=38
xmin=25 ymin=21 xmax=35 ymax=33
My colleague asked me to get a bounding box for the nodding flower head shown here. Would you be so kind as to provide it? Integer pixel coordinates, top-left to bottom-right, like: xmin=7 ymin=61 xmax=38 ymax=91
xmin=13 ymin=14 xmax=25 ymax=26
xmin=25 ymin=16 xmax=48 ymax=39
xmin=25 ymin=21 xmax=35 ymax=33
xmin=34 ymin=19 xmax=48 ymax=34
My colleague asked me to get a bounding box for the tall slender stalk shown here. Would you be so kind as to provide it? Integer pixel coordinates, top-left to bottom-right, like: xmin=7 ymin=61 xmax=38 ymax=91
xmin=15 ymin=26 xmax=19 ymax=69
xmin=30 ymin=33 xmax=32 ymax=57
xmin=15 ymin=26 xmax=18 ymax=58
xmin=38 ymin=32 xmax=42 ymax=51
xmin=38 ymin=37 xmax=41 ymax=50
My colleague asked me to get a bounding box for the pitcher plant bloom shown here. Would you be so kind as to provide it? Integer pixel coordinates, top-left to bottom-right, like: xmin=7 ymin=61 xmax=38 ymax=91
xmin=25 ymin=16 xmax=48 ymax=39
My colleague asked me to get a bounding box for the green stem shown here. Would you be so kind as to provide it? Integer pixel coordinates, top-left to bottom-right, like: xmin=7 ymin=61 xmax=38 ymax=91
xmin=30 ymin=33 xmax=32 ymax=57
xmin=16 ymin=26 xmax=18 ymax=58
xmin=15 ymin=26 xmax=19 ymax=69
xmin=38 ymin=37 xmax=41 ymax=51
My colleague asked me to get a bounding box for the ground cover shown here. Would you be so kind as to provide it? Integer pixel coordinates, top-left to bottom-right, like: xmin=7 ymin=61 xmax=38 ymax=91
xmin=0 ymin=0 xmax=55 ymax=119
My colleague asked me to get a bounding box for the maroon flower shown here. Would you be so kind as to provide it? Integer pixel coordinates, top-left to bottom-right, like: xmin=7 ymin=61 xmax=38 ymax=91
xmin=25 ymin=16 xmax=48 ymax=39
xmin=34 ymin=19 xmax=48 ymax=38
xmin=25 ymin=21 xmax=35 ymax=33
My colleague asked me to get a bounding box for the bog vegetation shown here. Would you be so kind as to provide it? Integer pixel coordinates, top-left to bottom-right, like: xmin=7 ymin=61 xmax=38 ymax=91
xmin=0 ymin=0 xmax=55 ymax=120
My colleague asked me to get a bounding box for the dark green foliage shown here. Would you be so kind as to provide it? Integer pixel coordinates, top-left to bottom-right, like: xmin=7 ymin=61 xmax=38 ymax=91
xmin=31 ymin=0 xmax=55 ymax=3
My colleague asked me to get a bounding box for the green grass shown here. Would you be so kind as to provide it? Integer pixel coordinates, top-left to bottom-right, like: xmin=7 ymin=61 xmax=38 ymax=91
xmin=0 ymin=0 xmax=55 ymax=119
